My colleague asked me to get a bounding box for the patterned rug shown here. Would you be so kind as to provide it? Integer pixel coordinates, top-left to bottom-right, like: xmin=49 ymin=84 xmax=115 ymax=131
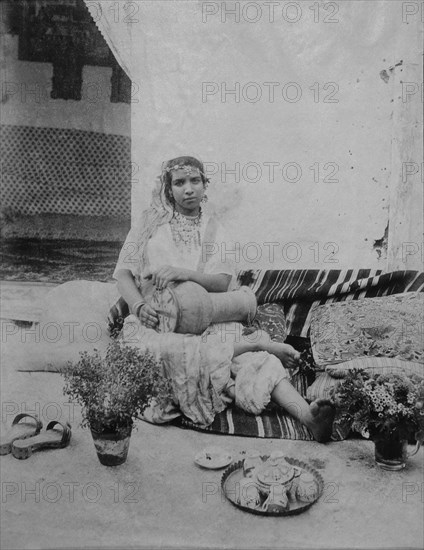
xmin=176 ymin=404 xmax=315 ymax=440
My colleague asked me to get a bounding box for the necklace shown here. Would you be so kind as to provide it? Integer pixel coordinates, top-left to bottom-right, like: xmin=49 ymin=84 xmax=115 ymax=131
xmin=170 ymin=210 xmax=202 ymax=253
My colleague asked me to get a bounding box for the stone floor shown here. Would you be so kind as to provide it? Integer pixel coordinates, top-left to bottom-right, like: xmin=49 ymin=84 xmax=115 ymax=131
xmin=1 ymin=373 xmax=423 ymax=550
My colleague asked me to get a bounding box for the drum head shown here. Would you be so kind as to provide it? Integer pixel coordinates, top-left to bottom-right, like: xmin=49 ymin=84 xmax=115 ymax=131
xmin=150 ymin=286 xmax=179 ymax=333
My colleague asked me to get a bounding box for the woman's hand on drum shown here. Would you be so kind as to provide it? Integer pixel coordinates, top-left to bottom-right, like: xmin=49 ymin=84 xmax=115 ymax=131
xmin=137 ymin=304 xmax=159 ymax=329
xmin=151 ymin=265 xmax=189 ymax=290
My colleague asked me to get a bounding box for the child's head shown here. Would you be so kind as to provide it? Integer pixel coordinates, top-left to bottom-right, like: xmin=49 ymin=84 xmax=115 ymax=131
xmin=162 ymin=156 xmax=208 ymax=207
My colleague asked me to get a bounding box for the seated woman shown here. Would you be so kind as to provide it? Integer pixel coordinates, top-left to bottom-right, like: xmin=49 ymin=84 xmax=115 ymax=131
xmin=115 ymin=156 xmax=335 ymax=442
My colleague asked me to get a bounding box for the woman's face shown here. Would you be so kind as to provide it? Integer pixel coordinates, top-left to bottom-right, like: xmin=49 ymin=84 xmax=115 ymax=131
xmin=170 ymin=167 xmax=205 ymax=216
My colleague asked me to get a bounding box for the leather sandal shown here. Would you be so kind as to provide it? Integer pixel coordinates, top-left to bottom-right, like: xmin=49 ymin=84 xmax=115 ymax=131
xmin=11 ymin=420 xmax=72 ymax=460
xmin=0 ymin=414 xmax=43 ymax=455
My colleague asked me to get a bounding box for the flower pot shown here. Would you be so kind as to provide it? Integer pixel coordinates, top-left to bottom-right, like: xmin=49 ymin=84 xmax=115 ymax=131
xmin=373 ymin=436 xmax=421 ymax=471
xmin=90 ymin=425 xmax=132 ymax=466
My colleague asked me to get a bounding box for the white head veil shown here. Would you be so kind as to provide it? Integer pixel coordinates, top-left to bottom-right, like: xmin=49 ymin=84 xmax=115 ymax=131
xmin=134 ymin=157 xmax=208 ymax=269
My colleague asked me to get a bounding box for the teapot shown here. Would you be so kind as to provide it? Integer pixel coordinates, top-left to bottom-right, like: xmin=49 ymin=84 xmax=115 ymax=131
xmin=254 ymin=451 xmax=302 ymax=496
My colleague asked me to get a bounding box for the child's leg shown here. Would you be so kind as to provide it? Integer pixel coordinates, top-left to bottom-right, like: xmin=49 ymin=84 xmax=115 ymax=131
xmin=232 ymin=332 xmax=335 ymax=442
xmin=270 ymin=379 xmax=335 ymax=442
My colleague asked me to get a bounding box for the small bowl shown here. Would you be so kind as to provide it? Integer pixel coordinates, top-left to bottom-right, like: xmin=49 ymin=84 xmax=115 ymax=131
xmin=194 ymin=446 xmax=233 ymax=469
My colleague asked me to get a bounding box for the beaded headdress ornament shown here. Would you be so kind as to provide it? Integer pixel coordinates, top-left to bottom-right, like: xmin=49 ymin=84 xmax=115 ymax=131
xmin=165 ymin=163 xmax=207 ymax=179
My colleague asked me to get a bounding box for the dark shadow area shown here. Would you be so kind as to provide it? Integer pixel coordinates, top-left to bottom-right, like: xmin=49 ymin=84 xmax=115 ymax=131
xmin=0 ymin=238 xmax=122 ymax=282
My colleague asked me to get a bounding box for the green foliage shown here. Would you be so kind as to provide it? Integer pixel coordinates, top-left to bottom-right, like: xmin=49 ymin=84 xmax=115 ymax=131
xmin=62 ymin=340 xmax=172 ymax=434
xmin=332 ymin=369 xmax=424 ymax=440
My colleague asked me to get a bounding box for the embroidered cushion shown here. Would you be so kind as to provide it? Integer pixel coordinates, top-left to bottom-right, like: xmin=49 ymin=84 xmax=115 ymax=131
xmin=309 ymin=292 xmax=423 ymax=368
xmin=249 ymin=303 xmax=287 ymax=343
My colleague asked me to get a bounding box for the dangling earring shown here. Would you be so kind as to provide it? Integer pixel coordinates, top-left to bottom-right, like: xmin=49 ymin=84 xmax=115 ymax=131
xmin=201 ymin=178 xmax=209 ymax=204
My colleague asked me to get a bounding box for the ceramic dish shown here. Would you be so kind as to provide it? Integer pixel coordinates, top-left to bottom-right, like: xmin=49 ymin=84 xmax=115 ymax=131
xmin=221 ymin=457 xmax=324 ymax=516
xmin=194 ymin=447 xmax=233 ymax=469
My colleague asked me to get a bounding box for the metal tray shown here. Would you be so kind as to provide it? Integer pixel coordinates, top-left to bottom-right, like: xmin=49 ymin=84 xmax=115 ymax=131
xmin=221 ymin=456 xmax=324 ymax=516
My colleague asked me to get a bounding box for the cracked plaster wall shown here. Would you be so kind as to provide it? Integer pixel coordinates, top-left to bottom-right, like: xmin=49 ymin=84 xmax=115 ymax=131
xmin=127 ymin=0 xmax=422 ymax=271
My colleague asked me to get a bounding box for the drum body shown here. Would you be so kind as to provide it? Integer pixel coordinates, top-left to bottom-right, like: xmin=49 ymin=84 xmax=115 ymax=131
xmin=150 ymin=282 xmax=257 ymax=335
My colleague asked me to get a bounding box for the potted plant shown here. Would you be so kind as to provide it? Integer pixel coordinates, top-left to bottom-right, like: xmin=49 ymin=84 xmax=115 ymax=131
xmin=63 ymin=340 xmax=171 ymax=466
xmin=332 ymin=370 xmax=424 ymax=470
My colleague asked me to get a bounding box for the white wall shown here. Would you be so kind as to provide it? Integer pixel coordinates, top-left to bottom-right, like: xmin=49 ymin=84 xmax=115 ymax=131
xmin=126 ymin=0 xmax=422 ymax=271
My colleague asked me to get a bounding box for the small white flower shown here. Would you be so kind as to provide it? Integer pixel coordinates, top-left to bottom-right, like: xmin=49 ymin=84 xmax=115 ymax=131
xmin=360 ymin=428 xmax=370 ymax=439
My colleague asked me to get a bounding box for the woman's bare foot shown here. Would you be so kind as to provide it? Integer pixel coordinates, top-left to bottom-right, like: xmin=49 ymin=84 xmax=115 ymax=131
xmin=306 ymin=399 xmax=336 ymax=443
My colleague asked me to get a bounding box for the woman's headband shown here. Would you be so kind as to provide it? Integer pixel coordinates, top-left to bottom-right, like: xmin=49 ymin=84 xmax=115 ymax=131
xmin=164 ymin=163 xmax=205 ymax=178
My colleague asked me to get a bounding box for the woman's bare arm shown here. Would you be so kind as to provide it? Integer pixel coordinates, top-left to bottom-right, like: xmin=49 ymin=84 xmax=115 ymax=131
xmin=185 ymin=270 xmax=232 ymax=292
xmin=116 ymin=267 xmax=231 ymax=330
xmin=151 ymin=266 xmax=231 ymax=292
xmin=116 ymin=269 xmax=159 ymax=326
xmin=116 ymin=269 xmax=144 ymax=308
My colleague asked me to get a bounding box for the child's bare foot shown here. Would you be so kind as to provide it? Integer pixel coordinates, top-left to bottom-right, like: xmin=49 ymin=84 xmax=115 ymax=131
xmin=306 ymin=399 xmax=336 ymax=443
